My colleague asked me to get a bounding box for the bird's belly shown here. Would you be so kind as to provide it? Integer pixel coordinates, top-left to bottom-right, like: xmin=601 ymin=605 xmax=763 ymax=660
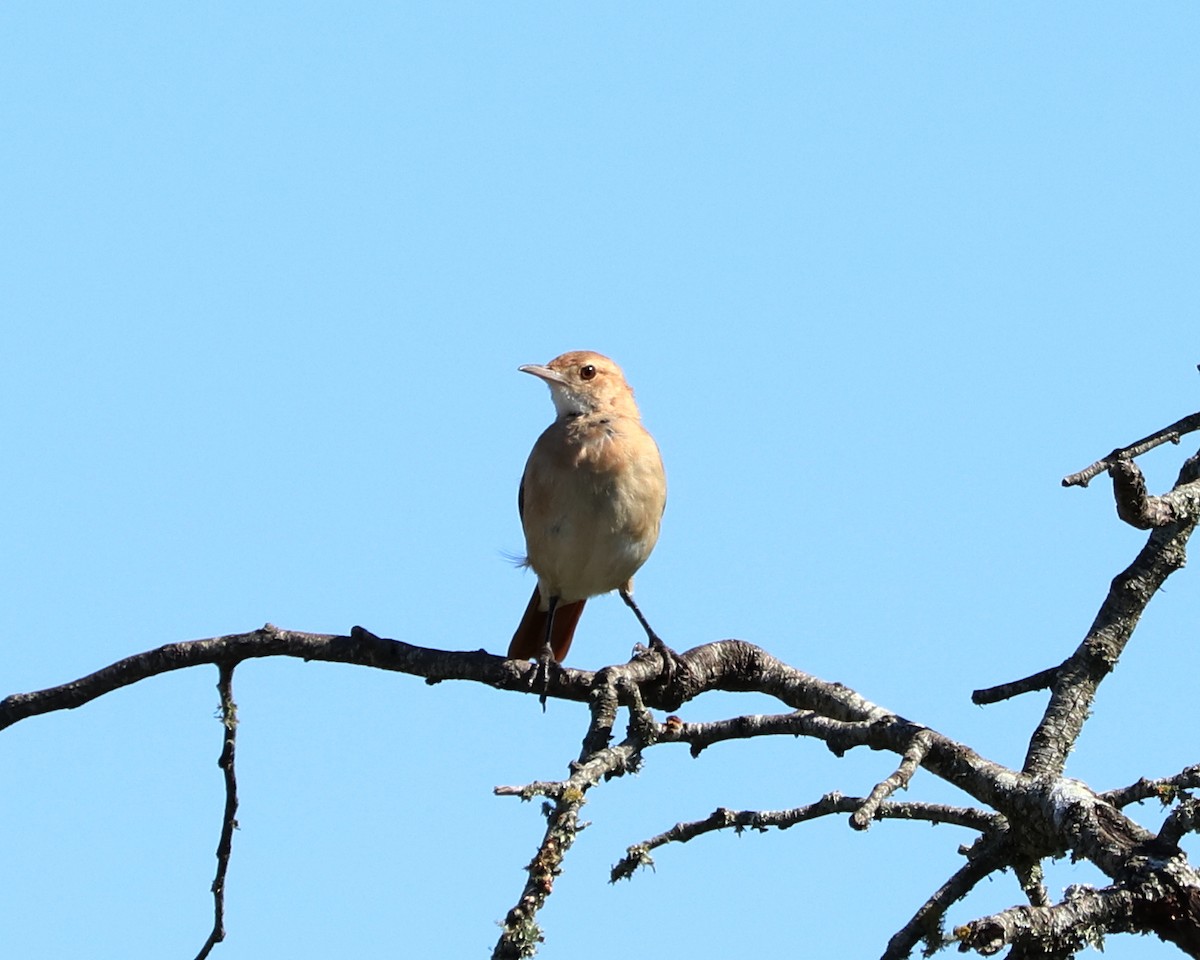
xmin=531 ymin=527 xmax=651 ymax=602
xmin=524 ymin=478 xmax=660 ymax=602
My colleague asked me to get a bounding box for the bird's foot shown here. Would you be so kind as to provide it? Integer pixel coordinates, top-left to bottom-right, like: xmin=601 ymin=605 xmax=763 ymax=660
xmin=535 ymin=643 xmax=555 ymax=711
xmin=647 ymin=634 xmax=689 ymax=688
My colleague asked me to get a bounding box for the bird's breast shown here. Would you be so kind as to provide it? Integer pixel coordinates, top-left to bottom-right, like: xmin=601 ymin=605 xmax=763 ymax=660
xmin=520 ymin=416 xmax=666 ymax=602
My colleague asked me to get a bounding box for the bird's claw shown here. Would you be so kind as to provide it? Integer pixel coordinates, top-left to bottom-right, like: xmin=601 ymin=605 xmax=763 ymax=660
xmin=653 ymin=636 xmax=687 ymax=686
xmin=535 ymin=647 xmax=555 ymax=710
xmin=633 ymin=634 xmax=687 ymax=691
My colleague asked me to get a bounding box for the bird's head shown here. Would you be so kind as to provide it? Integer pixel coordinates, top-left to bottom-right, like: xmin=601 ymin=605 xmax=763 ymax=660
xmin=519 ymin=351 xmax=640 ymax=419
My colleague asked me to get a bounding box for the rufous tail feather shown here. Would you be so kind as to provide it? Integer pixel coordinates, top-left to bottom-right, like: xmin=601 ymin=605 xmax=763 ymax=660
xmin=508 ymin=587 xmax=586 ymax=662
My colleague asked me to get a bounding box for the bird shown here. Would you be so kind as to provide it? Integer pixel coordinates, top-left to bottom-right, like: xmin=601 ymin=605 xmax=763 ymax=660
xmin=508 ymin=350 xmax=667 ymax=665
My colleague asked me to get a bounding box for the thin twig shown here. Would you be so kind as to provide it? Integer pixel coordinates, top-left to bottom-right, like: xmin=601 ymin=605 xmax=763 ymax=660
xmin=972 ymin=666 xmax=1060 ymax=706
xmin=194 ymin=662 xmax=239 ymax=960
xmin=1102 ymin=765 xmax=1200 ymax=808
xmin=852 ymin=729 xmax=934 ymax=830
xmin=1061 ymin=410 xmax=1200 ymax=488
xmin=611 ymin=793 xmax=999 ymax=883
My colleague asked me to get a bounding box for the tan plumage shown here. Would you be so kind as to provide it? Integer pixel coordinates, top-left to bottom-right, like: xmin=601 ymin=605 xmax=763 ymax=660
xmin=508 ymin=351 xmax=667 ymax=662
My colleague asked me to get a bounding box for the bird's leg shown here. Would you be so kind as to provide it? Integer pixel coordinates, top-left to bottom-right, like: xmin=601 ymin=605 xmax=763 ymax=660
xmin=536 ymin=595 xmax=559 ymax=710
xmin=619 ymin=588 xmax=685 ymax=685
xmin=619 ymin=588 xmax=660 ymax=644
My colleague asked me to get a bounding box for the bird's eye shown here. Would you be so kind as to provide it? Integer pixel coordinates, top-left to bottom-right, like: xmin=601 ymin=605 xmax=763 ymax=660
xmin=579 ymin=364 xmax=597 ymax=381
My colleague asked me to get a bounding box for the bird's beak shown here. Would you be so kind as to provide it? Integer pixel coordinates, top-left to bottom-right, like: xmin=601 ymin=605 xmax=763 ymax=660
xmin=519 ymin=363 xmax=568 ymax=385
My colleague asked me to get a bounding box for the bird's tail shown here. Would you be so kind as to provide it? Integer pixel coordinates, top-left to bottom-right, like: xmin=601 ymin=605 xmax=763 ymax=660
xmin=507 ymin=587 xmax=586 ymax=662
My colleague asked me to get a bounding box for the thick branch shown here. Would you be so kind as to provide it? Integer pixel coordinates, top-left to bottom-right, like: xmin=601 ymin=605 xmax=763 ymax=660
xmin=955 ymin=858 xmax=1200 ymax=960
xmin=977 ymin=446 xmax=1200 ymax=714
xmin=1111 ymin=459 xmax=1200 ymax=529
xmin=1023 ymin=453 xmax=1200 ymax=777
xmin=956 ymin=884 xmax=1138 ymax=957
xmin=0 ymin=624 xmax=600 ymax=731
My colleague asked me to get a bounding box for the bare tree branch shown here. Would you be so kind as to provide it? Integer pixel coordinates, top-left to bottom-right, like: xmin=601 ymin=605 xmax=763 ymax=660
xmin=883 ymin=833 xmax=1010 ymax=960
xmin=194 ymin=663 xmax=239 ymax=960
xmin=976 ymin=449 xmax=1200 ymax=718
xmin=1103 ymin=765 xmax=1200 ymax=809
xmin=973 ymin=666 xmax=1060 ymax=706
xmin=1160 ymin=799 xmax=1200 ymax=848
xmin=0 ymin=624 xmax=600 ymax=732
xmin=1110 ymin=458 xmax=1200 ymax=529
xmin=611 ymin=792 xmax=999 ymax=883
xmin=492 ymin=675 xmax=657 ymax=959
xmin=955 ymin=882 xmax=1157 ymax=957
xmin=1023 ymin=450 xmax=1200 ymax=778
xmin=1014 ymin=859 xmax=1051 ymax=908
xmin=1062 ymin=411 xmax=1200 ymax=488
xmin=853 ymin=728 xmax=934 ymax=830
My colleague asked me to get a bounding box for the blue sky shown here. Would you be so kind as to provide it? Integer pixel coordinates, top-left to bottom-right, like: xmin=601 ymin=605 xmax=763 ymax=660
xmin=2 ymin=4 xmax=1199 ymax=958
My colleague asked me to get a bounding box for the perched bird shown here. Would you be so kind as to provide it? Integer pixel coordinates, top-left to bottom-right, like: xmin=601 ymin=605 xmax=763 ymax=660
xmin=508 ymin=350 xmax=667 ymax=664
